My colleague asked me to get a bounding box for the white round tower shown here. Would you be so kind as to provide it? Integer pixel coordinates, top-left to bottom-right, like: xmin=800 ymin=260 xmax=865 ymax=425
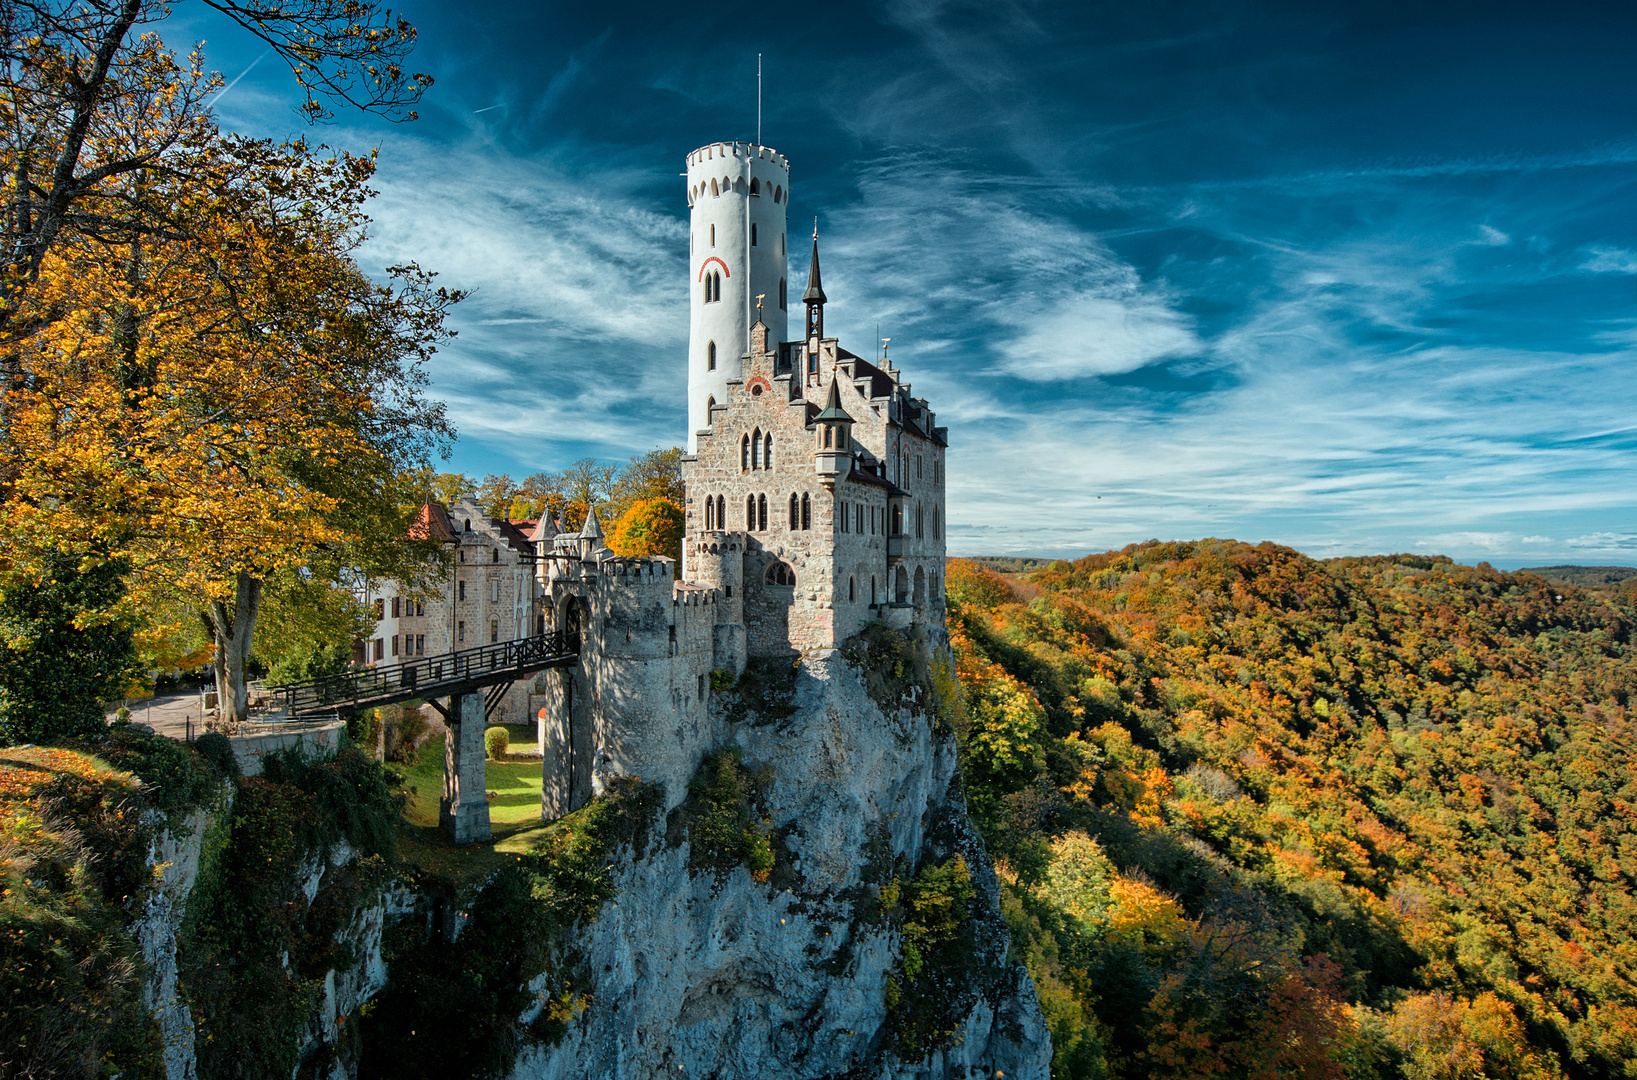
xmin=685 ymin=142 xmax=791 ymax=450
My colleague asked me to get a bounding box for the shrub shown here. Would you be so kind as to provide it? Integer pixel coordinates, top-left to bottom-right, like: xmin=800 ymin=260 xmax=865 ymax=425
xmin=484 ymin=726 xmax=509 ymax=760
xmin=97 ymin=722 xmax=222 ymax=817
xmin=393 ymin=708 xmax=429 ymax=762
xmin=191 ymin=731 xmax=242 ymax=780
xmin=671 ymin=747 xmax=774 ymax=882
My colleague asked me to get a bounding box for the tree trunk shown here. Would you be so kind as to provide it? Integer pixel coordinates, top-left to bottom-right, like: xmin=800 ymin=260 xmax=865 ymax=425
xmin=206 ymin=571 xmax=262 ymax=725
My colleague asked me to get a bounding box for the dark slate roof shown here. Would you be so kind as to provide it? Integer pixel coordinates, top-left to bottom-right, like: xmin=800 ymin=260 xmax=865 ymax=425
xmin=493 ymin=519 xmax=536 ymax=553
xmin=843 ymin=352 xmax=898 ymax=399
xmin=815 ymin=376 xmax=853 ymax=423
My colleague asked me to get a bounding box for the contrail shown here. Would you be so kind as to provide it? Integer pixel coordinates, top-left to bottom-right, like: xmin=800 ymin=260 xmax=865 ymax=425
xmin=473 ymin=104 xmax=505 ymax=114
xmin=208 ymin=47 xmax=272 ymax=109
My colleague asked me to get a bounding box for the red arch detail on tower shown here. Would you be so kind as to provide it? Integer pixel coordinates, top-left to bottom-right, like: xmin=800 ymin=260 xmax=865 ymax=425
xmin=697 ymin=256 xmax=731 ymax=281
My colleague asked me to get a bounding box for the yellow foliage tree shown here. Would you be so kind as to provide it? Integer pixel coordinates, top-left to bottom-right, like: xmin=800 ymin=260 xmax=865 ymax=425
xmin=607 ymin=498 xmax=685 ymax=562
xmin=3 ymin=137 xmax=458 ymax=722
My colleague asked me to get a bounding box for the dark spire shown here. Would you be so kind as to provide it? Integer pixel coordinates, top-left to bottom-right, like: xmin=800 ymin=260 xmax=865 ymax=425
xmin=814 ymin=374 xmax=853 ymax=423
xmin=802 ymin=227 xmax=827 ymax=305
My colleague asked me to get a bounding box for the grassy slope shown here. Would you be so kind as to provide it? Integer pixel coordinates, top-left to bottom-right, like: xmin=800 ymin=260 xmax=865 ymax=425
xmin=946 ymin=542 xmax=1637 ymax=1080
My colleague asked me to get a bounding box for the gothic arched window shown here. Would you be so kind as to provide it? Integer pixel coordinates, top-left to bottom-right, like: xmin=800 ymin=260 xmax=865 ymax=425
xmin=705 ymin=496 xmax=715 ymax=530
xmin=801 ymin=493 xmax=811 ymax=530
xmin=757 ymin=494 xmax=768 ymax=532
xmin=711 ymin=178 xmax=719 ymax=197
xmin=765 ymin=562 xmax=796 ymax=587
xmin=741 ymin=434 xmax=750 ymax=471
xmin=717 ymin=495 xmax=726 ymax=530
xmin=764 ymin=433 xmax=774 ymax=470
xmin=789 ymin=493 xmax=799 ymax=528
xmin=707 ymin=341 xmax=716 ymax=369
xmin=751 ymin=428 xmax=762 ymax=469
xmin=750 ymin=177 xmax=760 ymax=195
xmin=746 ymin=494 xmax=756 ymax=530
xmin=916 ymin=505 xmax=924 ymax=538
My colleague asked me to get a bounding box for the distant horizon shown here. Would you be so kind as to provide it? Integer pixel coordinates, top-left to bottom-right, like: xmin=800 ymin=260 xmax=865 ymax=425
xmin=951 ymin=545 xmax=1637 ymax=574
xmin=178 ymin=0 xmax=1637 ymax=571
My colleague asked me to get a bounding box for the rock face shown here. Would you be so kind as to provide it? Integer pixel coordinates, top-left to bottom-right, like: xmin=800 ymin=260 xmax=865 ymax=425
xmin=509 ymin=646 xmax=1052 ymax=1080
xmin=131 ymin=789 xmax=406 ymax=1080
xmin=136 ymin=799 xmax=227 ymax=1080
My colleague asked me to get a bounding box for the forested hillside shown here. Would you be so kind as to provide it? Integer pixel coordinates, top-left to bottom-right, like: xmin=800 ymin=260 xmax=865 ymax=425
xmin=944 ymin=542 xmax=1637 ymax=1080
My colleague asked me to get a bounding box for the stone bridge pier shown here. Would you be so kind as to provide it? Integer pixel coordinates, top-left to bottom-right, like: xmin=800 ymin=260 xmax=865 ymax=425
xmin=440 ymin=692 xmax=491 ymax=844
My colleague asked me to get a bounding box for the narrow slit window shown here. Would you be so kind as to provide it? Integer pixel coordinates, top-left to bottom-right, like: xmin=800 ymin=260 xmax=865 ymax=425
xmin=801 ymin=493 xmax=811 ymax=530
xmin=751 ymin=223 xmax=758 ymax=246
xmin=758 ymin=494 xmax=767 ymax=532
xmin=708 ymin=341 xmax=716 ymax=369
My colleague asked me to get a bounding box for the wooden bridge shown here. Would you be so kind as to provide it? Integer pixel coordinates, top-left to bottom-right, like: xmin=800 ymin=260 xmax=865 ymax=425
xmin=270 ymin=631 xmax=579 ymax=720
xmin=266 ymin=631 xmax=580 ymax=846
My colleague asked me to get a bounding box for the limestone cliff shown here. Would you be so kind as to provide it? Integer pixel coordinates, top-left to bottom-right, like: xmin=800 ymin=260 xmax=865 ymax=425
xmin=507 ymin=641 xmax=1051 ymax=1080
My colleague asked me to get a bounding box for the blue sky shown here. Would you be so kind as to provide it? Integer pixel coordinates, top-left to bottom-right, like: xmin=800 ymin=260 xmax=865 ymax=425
xmin=177 ymin=0 xmax=1637 ymax=565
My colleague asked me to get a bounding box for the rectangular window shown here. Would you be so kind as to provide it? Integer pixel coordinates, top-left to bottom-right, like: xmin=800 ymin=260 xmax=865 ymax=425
xmin=490 ymin=619 xmax=499 ymax=643
xmin=416 ymin=600 xmax=424 ymax=616
xmin=373 ymin=638 xmax=384 ymax=661
xmin=458 ymin=621 xmax=465 ymax=643
xmin=416 ymin=634 xmax=425 ymax=655
xmin=391 ymin=635 xmax=399 ymax=656
xmin=391 ymin=596 xmax=401 ymax=619
xmin=458 ymin=580 xmax=466 ymax=601
xmin=491 ymin=580 xmax=499 ymax=603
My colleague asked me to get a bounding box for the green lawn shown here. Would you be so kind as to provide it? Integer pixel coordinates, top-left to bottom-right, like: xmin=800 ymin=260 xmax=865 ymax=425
xmin=395 ymin=733 xmax=557 ymax=882
xmin=401 ymin=733 xmax=546 ymax=828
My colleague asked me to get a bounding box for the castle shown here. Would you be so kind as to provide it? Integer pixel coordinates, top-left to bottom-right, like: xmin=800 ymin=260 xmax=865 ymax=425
xmin=365 ymin=141 xmax=949 ymax=841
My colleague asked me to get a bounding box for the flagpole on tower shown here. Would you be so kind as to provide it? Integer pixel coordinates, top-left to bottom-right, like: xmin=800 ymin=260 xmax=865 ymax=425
xmin=757 ymin=54 xmax=762 ymax=146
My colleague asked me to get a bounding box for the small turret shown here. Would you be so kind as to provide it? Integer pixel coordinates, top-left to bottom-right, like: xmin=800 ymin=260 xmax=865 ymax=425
xmin=579 ymin=505 xmax=608 ymax=560
xmin=814 ymin=374 xmax=853 ymax=486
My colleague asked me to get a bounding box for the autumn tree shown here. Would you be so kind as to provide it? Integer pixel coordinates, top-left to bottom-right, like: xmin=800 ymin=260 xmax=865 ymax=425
xmin=4 ymin=135 xmax=457 ymax=725
xmin=605 ymin=447 xmax=684 ymax=523
xmin=607 ymin=498 xmax=684 ymax=563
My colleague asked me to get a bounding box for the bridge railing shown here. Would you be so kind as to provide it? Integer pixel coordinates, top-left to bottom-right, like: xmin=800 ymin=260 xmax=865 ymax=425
xmin=270 ymin=631 xmax=576 ymax=716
